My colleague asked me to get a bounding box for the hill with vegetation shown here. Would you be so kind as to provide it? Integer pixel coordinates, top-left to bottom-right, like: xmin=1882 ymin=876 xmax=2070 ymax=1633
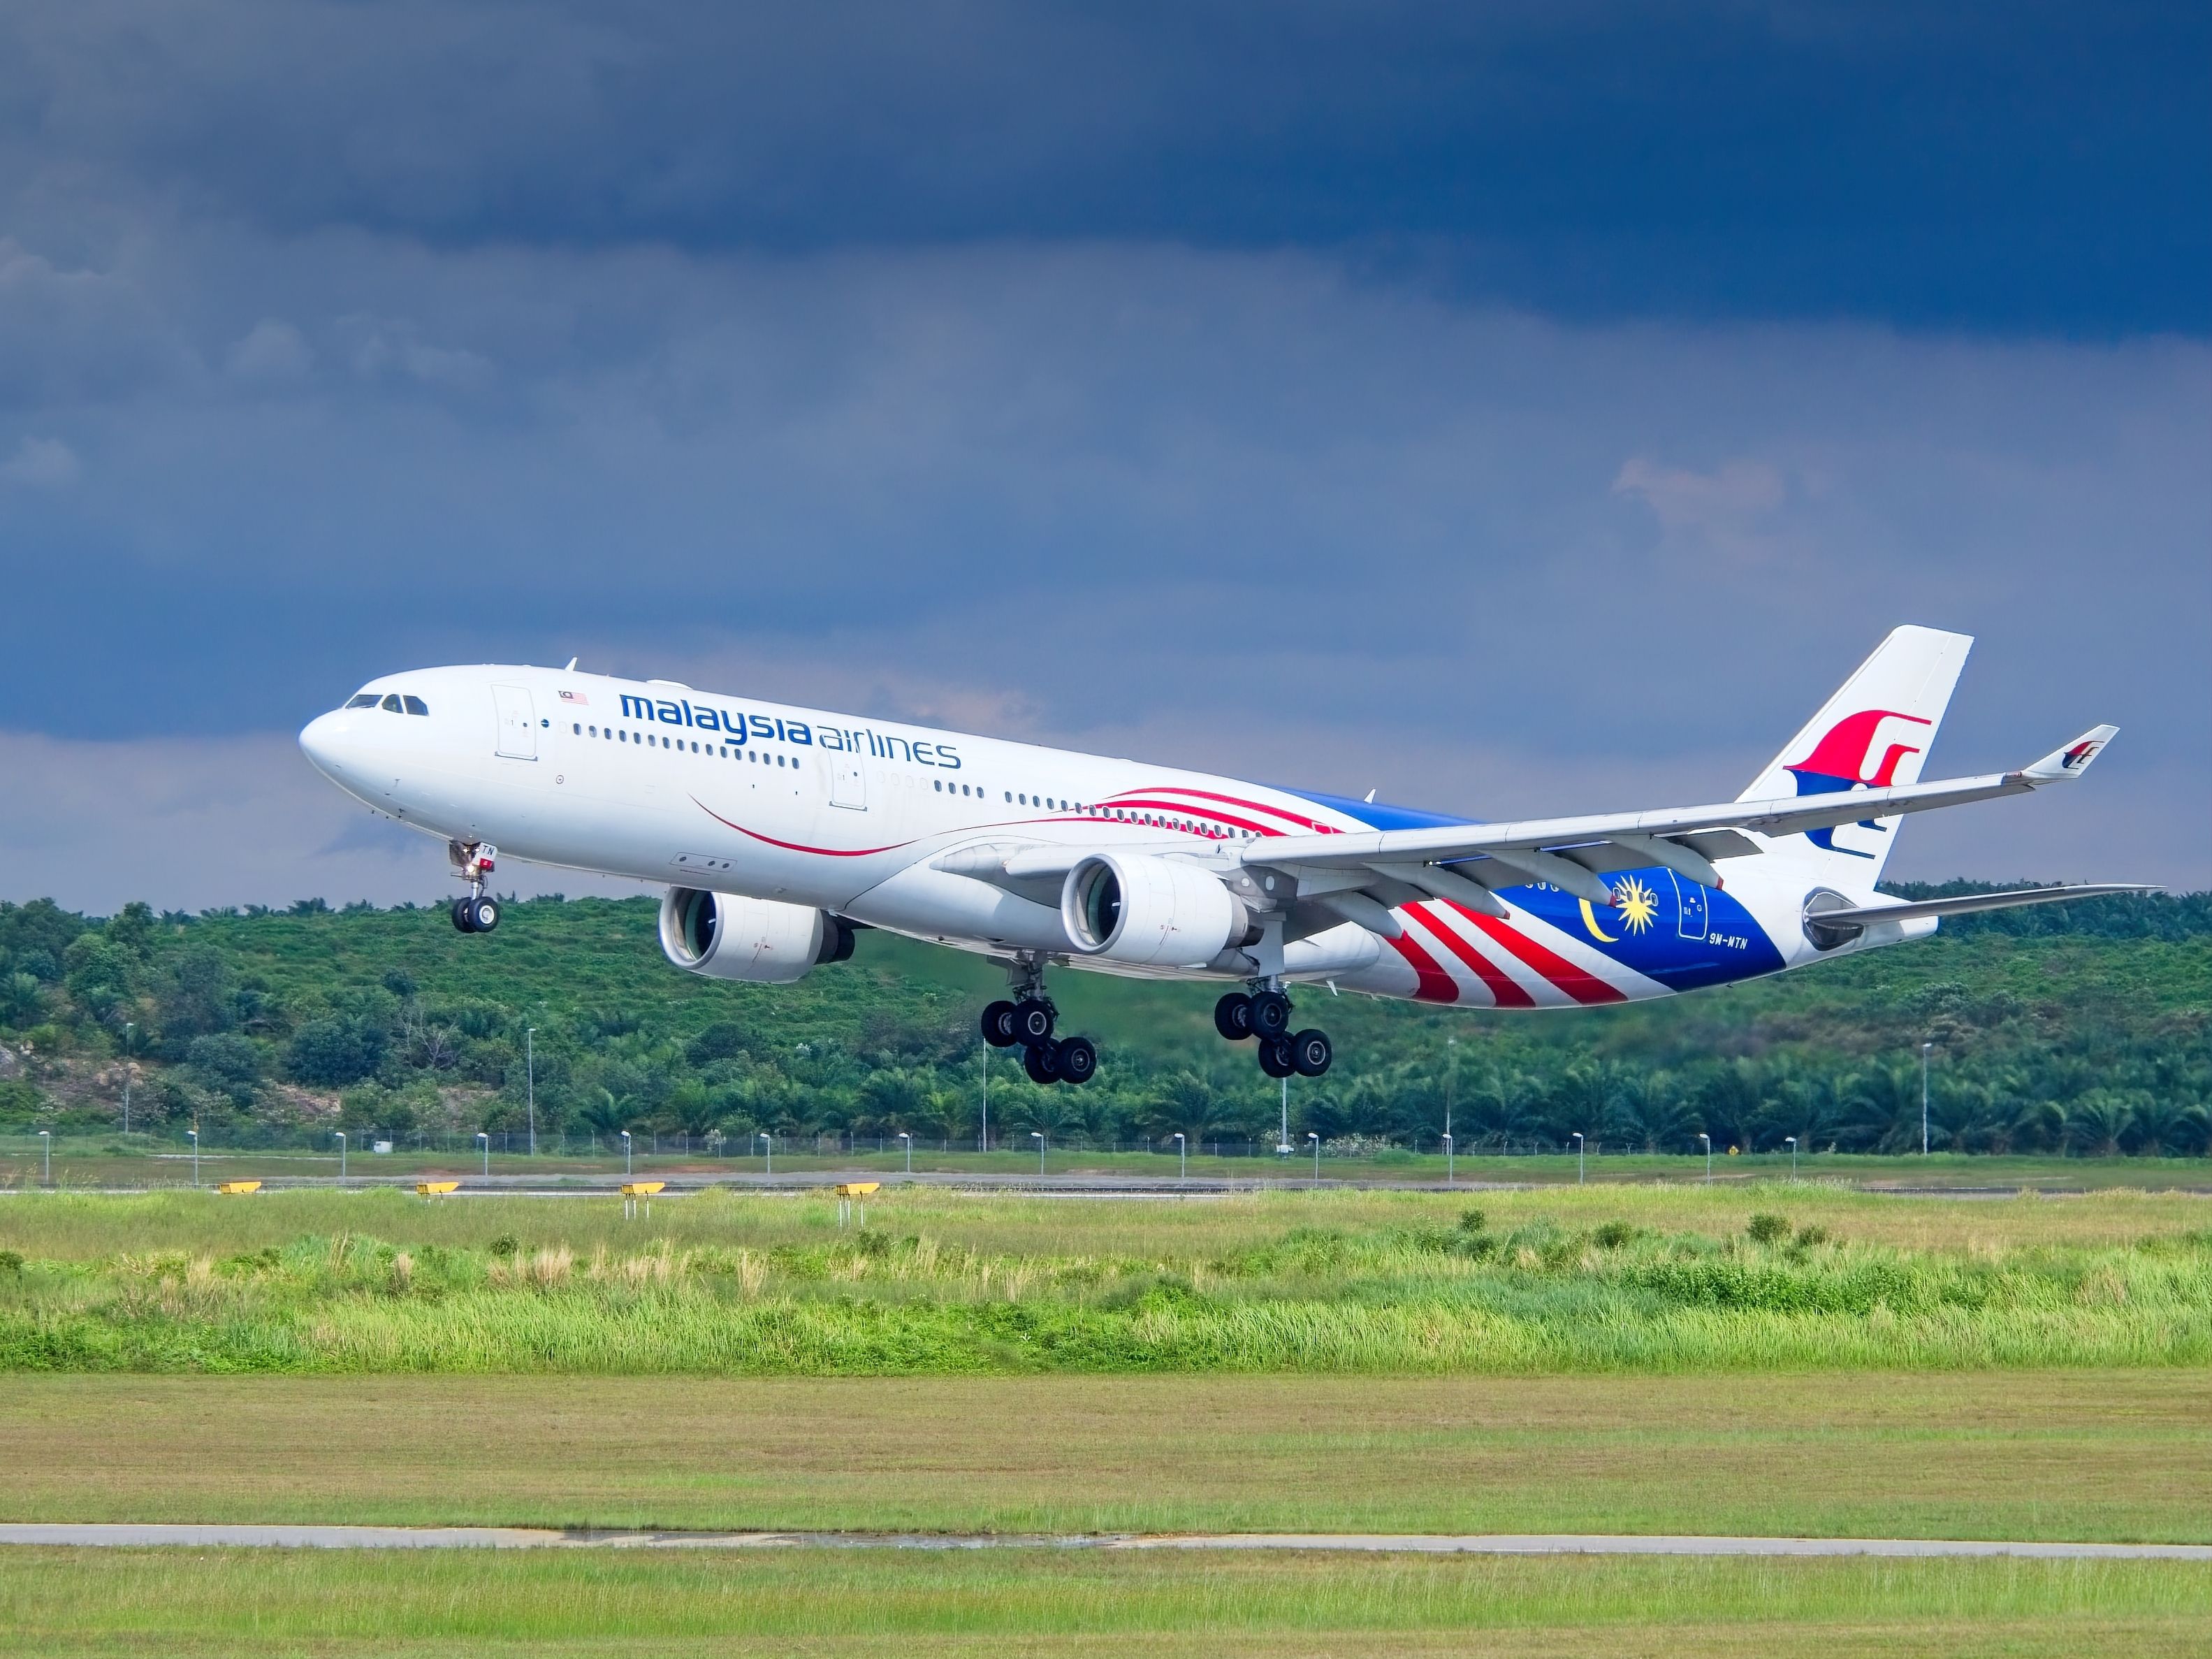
xmin=1 ymin=883 xmax=2206 ymax=1158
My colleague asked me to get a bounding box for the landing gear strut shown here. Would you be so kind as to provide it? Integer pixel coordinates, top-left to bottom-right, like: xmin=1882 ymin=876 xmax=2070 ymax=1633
xmin=1215 ymin=986 xmax=1332 ymax=1077
xmin=981 ymin=957 xmax=1097 ymax=1087
xmin=447 ymin=841 xmax=501 ymax=934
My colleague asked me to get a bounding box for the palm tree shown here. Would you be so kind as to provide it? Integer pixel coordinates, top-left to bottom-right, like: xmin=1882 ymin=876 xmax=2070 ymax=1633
xmin=2065 ymin=1090 xmax=2139 ymax=1158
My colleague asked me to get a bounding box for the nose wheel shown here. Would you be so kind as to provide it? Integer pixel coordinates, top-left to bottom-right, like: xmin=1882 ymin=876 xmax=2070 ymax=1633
xmin=450 ymin=895 xmax=500 ymax=934
xmin=983 ymin=962 xmax=1098 ymax=1086
xmin=446 ymin=841 xmax=500 ymax=933
xmin=1216 ymin=989 xmax=1332 ymax=1077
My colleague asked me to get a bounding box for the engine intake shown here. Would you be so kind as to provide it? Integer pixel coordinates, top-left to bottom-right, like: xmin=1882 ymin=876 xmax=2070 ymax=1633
xmin=1061 ymin=853 xmax=1257 ymax=967
xmin=659 ymin=889 xmax=856 ymax=983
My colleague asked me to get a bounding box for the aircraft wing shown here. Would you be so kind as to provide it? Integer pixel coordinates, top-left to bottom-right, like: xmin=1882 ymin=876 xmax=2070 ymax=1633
xmin=1239 ymin=725 xmax=2123 ymax=915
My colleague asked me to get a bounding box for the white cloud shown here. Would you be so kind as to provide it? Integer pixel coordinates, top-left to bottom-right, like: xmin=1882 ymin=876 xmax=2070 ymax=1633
xmin=224 ymin=317 xmax=313 ymax=382
xmin=0 ymin=435 xmax=80 ymax=486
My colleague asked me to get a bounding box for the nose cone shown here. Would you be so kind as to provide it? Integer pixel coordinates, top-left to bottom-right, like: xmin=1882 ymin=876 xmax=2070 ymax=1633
xmin=298 ymin=711 xmax=352 ymax=782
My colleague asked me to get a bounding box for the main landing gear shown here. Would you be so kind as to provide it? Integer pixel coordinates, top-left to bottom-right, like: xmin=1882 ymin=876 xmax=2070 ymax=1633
xmin=448 ymin=840 xmax=501 ymax=934
xmin=981 ymin=961 xmax=1098 ymax=1087
xmin=1216 ymin=986 xmax=1332 ymax=1078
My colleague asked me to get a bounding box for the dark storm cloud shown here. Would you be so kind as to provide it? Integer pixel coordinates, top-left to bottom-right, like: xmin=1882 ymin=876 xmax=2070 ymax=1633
xmin=2 ymin=0 xmax=2204 ymax=331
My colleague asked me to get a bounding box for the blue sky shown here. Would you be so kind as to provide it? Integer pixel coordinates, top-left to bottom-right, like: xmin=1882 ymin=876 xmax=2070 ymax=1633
xmin=1 ymin=1 xmax=2206 ymax=908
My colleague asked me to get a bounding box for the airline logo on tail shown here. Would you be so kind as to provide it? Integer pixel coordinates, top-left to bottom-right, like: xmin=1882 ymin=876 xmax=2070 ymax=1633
xmin=2059 ymin=736 xmax=2105 ymax=771
xmin=1785 ymin=707 xmax=1931 ymax=857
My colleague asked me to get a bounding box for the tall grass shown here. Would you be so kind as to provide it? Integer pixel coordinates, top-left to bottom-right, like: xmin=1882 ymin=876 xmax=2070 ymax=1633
xmin=0 ymin=1188 xmax=2204 ymax=1375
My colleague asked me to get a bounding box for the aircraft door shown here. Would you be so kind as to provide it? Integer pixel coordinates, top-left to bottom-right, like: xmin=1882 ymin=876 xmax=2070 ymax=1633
xmin=829 ymin=750 xmax=868 ymax=810
xmin=493 ymin=685 xmax=539 ymax=760
xmin=1670 ymin=871 xmax=1709 ymax=941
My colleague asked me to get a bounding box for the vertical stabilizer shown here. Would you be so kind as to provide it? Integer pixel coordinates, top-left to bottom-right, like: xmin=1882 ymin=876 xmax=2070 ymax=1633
xmin=1740 ymin=625 xmax=1972 ymax=888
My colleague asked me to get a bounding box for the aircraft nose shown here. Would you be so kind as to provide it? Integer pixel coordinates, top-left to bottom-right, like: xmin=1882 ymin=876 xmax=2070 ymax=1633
xmin=298 ymin=711 xmax=352 ymax=780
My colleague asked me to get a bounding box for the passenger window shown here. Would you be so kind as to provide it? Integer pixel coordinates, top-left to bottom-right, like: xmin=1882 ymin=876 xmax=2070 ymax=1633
xmin=572 ymin=723 xmax=581 ymax=734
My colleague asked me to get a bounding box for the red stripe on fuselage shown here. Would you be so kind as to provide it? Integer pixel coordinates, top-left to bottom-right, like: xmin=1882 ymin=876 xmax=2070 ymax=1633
xmin=1388 ymin=930 xmax=1460 ymax=1004
xmin=1448 ymin=905 xmax=1627 ymax=1004
xmin=690 ymin=799 xmax=916 ymax=857
xmin=1405 ymin=905 xmax=1536 ymax=1008
xmin=1120 ymin=787 xmax=1341 ymax=834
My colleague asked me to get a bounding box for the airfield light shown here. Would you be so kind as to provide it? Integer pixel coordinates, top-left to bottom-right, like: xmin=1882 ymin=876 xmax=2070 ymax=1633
xmin=620 ymin=1129 xmax=632 ymax=1178
xmin=898 ymin=1131 xmax=912 ymax=1175
xmin=189 ymin=1128 xmax=201 ymax=1187
xmin=1441 ymin=1131 xmax=1453 ymax=1187
xmin=38 ymin=1129 xmax=50 ymax=1187
xmin=478 ymin=1132 xmax=490 ymax=1178
xmin=1032 ymin=1130 xmax=1046 ymax=1176
xmin=1698 ymin=1132 xmax=1711 ymax=1185
xmin=1785 ymin=1136 xmax=1798 ymax=1180
xmin=1309 ymin=1131 xmax=1321 ymax=1180
xmin=1920 ymin=1042 xmax=1935 ymax=1157
xmin=1572 ymin=1131 xmax=1585 ymax=1185
xmin=1173 ymin=1132 xmax=1186 ymax=1181
xmin=333 ymin=1131 xmax=344 ymax=1183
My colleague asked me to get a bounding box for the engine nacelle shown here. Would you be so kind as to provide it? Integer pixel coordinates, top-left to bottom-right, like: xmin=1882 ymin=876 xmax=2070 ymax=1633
xmin=658 ymin=888 xmax=856 ymax=984
xmin=1061 ymin=853 xmax=1257 ymax=967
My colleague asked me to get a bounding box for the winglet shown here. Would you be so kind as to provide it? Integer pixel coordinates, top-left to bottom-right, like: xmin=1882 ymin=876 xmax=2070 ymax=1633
xmin=2021 ymin=725 xmax=2119 ymax=784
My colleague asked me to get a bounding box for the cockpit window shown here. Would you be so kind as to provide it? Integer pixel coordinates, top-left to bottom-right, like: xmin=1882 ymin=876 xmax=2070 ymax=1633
xmin=344 ymin=694 xmax=379 ymax=709
xmin=380 ymin=695 xmax=404 ymax=713
xmin=402 ymin=695 xmax=429 ymax=716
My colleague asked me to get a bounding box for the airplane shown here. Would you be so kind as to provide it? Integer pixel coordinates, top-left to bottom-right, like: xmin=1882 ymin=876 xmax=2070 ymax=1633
xmin=298 ymin=625 xmax=2153 ymax=1087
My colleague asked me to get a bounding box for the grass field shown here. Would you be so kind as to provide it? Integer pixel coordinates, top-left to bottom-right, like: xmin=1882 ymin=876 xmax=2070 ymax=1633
xmin=1 ymin=1370 xmax=2204 ymax=1542
xmin=0 ymin=1185 xmax=2205 ymax=1375
xmin=4 ymin=1547 xmax=2209 ymax=1658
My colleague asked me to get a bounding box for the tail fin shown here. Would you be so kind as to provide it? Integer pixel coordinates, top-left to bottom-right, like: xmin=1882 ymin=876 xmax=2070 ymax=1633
xmin=1740 ymin=625 xmax=1973 ymax=888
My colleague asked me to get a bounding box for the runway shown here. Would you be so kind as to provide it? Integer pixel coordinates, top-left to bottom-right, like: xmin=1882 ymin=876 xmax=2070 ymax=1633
xmin=1 ymin=1525 xmax=2204 ymax=1560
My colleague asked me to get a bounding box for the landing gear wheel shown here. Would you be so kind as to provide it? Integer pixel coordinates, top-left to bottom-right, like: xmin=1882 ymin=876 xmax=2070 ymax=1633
xmin=1013 ymin=998 xmax=1057 ymax=1045
xmin=451 ymin=897 xmax=476 ymax=934
xmin=466 ymin=896 xmax=500 ymax=933
xmin=1248 ymin=990 xmax=1293 ymax=1040
xmin=1056 ymin=1035 xmax=1098 ymax=1085
xmin=1023 ymin=1040 xmax=1063 ymax=1085
xmin=981 ymin=1001 xmax=1021 ymax=1048
xmin=1290 ymin=1029 xmax=1332 ymax=1078
xmin=1214 ymin=992 xmax=1253 ymax=1041
xmin=1257 ymin=1036 xmax=1295 ymax=1079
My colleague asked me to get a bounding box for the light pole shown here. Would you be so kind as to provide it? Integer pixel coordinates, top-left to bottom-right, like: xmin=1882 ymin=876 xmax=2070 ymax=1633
xmin=1309 ymin=1131 xmax=1320 ymax=1180
xmin=477 ymin=1131 xmax=489 ymax=1178
xmin=898 ymin=1131 xmax=912 ymax=1174
xmin=758 ymin=1130 xmax=771 ymax=1178
xmin=188 ymin=1128 xmax=200 ymax=1187
xmin=1031 ymin=1129 xmax=1046 ymax=1176
xmin=1920 ymin=1041 xmax=1935 ymax=1156
xmin=1785 ymin=1135 xmax=1798 ymax=1180
xmin=1698 ymin=1131 xmax=1711 ymax=1185
xmin=1572 ymin=1131 xmax=1585 ymax=1185
xmin=1173 ymin=1131 xmax=1186 ymax=1181
xmin=122 ymin=1022 xmax=135 ymax=1135
xmin=38 ymin=1129 xmax=50 ymax=1187
xmin=1278 ymin=1073 xmax=1290 ymax=1156
xmin=1442 ymin=1131 xmax=1453 ymax=1187
xmin=620 ymin=1129 xmax=632 ymax=1178
xmin=980 ymin=1047 xmax=989 ymax=1153
xmin=525 ymin=1027 xmax=537 ymax=1157
xmin=333 ymin=1131 xmax=344 ymax=1182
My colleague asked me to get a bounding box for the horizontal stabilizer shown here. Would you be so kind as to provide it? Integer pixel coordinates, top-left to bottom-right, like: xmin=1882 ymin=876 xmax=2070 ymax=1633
xmin=1801 ymin=882 xmax=2160 ymax=948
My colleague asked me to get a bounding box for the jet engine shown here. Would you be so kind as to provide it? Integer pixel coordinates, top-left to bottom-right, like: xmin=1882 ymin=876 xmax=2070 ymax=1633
xmin=658 ymin=888 xmax=856 ymax=984
xmin=1061 ymin=853 xmax=1259 ymax=968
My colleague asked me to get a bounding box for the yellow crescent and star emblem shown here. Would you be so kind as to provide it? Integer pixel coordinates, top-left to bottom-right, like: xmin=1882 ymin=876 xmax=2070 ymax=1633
xmin=1581 ymin=875 xmax=1661 ymax=943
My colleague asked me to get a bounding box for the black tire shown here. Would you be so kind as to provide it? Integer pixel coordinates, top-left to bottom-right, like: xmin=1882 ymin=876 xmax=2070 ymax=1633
xmin=1249 ymin=991 xmax=1293 ymax=1039
xmin=1056 ymin=1035 xmax=1098 ymax=1085
xmin=1213 ymin=992 xmax=1253 ymax=1041
xmin=468 ymin=896 xmax=500 ymax=933
xmin=451 ymin=897 xmax=476 ymax=933
xmin=1023 ymin=1040 xmax=1062 ymax=1085
xmin=1014 ymin=997 xmax=1056 ymax=1045
xmin=1290 ymin=1028 xmax=1332 ymax=1078
xmin=981 ymin=1001 xmax=1021 ymax=1048
xmin=1257 ymin=1036 xmax=1295 ymax=1079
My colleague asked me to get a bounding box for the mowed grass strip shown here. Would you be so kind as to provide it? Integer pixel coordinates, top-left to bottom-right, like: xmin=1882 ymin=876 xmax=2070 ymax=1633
xmin=3 ymin=1547 xmax=2209 ymax=1658
xmin=3 ymin=1371 xmax=2205 ymax=1542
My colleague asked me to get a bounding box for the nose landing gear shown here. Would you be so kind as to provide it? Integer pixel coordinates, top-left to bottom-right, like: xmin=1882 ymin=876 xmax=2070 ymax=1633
xmin=1216 ymin=987 xmax=1332 ymax=1077
xmin=447 ymin=841 xmax=501 ymax=933
xmin=982 ymin=958 xmax=1097 ymax=1087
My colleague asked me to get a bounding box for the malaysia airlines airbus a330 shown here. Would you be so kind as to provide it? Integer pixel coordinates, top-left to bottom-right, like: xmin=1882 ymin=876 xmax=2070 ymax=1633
xmin=298 ymin=626 xmax=2150 ymax=1087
